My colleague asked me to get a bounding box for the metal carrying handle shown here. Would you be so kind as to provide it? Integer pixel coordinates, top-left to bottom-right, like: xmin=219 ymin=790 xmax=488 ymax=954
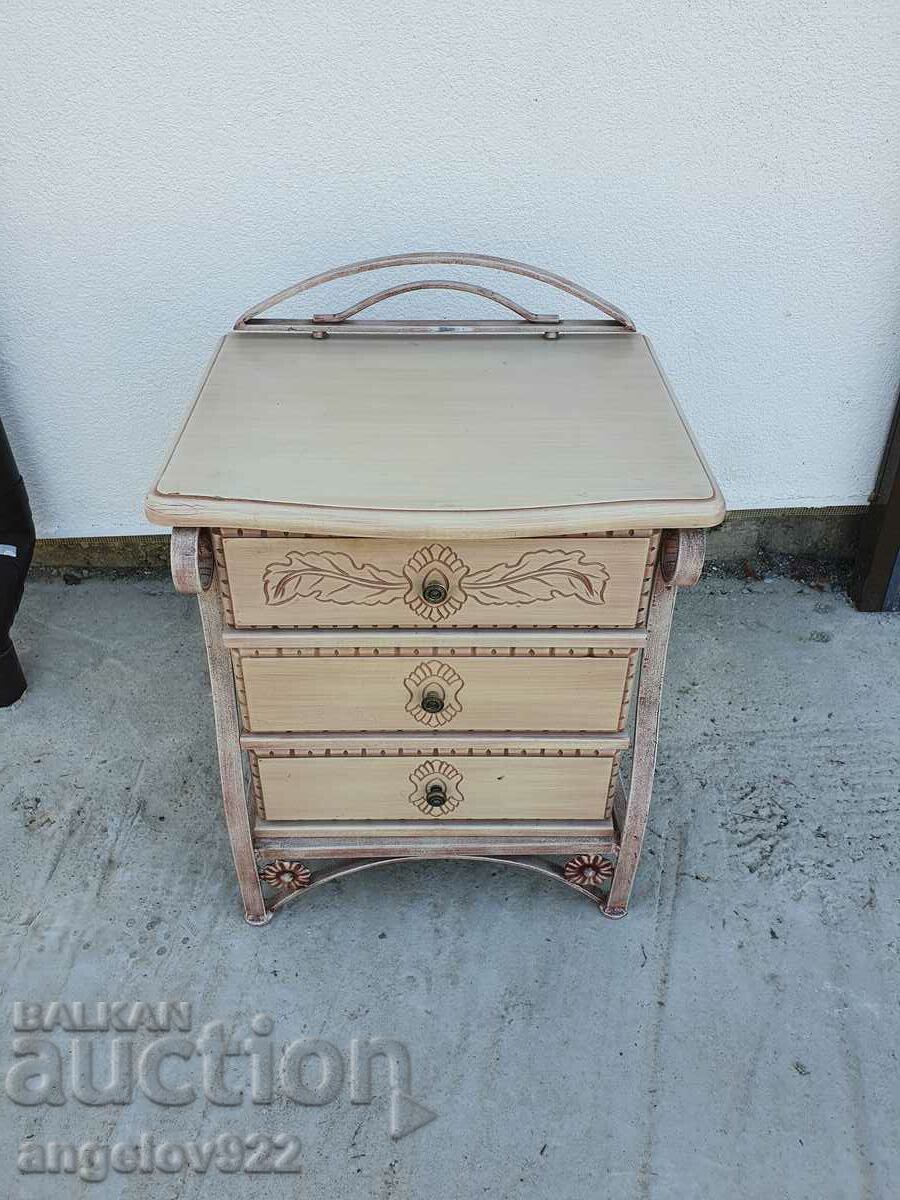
xmin=234 ymin=251 xmax=634 ymax=331
xmin=312 ymin=280 xmax=558 ymax=324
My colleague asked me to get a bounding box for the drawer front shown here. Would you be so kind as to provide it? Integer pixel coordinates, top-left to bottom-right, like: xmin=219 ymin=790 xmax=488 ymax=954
xmin=221 ymin=535 xmax=654 ymax=628
xmin=237 ymin=652 xmax=634 ymax=733
xmin=255 ymin=754 xmax=616 ymax=821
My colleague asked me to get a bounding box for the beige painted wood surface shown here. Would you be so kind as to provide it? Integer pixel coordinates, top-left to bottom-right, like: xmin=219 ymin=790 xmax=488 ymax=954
xmin=222 ymin=536 xmax=652 ymax=628
xmin=197 ymin=577 xmax=268 ymax=923
xmin=238 ymin=653 xmax=633 ymax=732
xmin=252 ymin=819 xmax=617 ymax=858
xmin=254 ymin=819 xmax=616 ymax=840
xmin=145 ymin=333 xmax=724 ymax=537
xmin=256 ymin=755 xmax=616 ymax=821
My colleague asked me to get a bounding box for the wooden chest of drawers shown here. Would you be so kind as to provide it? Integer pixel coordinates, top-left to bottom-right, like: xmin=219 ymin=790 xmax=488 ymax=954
xmin=146 ymin=253 xmax=724 ymax=924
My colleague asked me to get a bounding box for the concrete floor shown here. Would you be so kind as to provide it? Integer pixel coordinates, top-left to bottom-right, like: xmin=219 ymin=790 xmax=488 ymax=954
xmin=1 ymin=571 xmax=898 ymax=1199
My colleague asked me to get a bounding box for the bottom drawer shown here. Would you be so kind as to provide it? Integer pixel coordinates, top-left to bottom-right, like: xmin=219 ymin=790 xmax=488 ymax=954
xmin=253 ymin=750 xmax=618 ymax=822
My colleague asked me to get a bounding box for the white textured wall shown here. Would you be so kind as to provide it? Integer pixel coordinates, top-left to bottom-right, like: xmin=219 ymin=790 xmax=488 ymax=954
xmin=1 ymin=1 xmax=898 ymax=536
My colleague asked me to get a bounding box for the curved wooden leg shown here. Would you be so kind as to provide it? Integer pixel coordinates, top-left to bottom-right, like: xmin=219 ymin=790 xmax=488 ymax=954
xmin=198 ymin=585 xmax=270 ymax=925
xmin=604 ymin=573 xmax=677 ymax=916
xmin=604 ymin=530 xmax=705 ymax=917
xmin=173 ymin=528 xmax=269 ymax=925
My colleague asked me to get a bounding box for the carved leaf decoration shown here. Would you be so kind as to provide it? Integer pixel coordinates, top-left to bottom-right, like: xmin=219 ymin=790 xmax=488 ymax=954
xmin=466 ymin=549 xmax=610 ymax=606
xmin=263 ymin=551 xmax=407 ymax=607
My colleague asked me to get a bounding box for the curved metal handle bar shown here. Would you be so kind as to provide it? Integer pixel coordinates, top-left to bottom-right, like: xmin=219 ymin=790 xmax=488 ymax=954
xmin=234 ymin=251 xmax=634 ymax=330
xmin=312 ymin=279 xmax=558 ymax=325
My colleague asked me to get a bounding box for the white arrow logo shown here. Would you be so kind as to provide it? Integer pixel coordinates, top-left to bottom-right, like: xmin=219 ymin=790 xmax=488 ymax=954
xmin=350 ymin=1038 xmax=438 ymax=1140
xmin=390 ymin=1089 xmax=438 ymax=1140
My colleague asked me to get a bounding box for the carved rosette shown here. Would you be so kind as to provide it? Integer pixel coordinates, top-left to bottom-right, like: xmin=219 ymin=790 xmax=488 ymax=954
xmin=564 ymin=855 xmax=614 ymax=889
xmin=259 ymin=860 xmax=312 ymax=893
xmin=262 ymin=542 xmax=611 ymax=620
xmin=403 ymin=660 xmax=464 ymax=728
xmin=408 ymin=760 xmax=464 ymax=817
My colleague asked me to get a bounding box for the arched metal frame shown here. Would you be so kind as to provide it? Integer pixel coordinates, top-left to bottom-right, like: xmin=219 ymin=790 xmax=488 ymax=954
xmin=234 ymin=251 xmax=635 ymax=332
xmin=261 ymin=855 xmax=614 ymax=917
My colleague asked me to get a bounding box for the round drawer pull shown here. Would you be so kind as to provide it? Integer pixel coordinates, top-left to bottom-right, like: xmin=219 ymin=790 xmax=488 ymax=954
xmin=403 ymin=662 xmax=462 ymax=727
xmin=421 ymin=572 xmax=449 ymax=605
xmin=425 ymin=782 xmax=447 ymax=807
xmin=420 ymin=687 xmax=445 ymax=714
xmin=409 ymin=761 xmax=463 ymax=815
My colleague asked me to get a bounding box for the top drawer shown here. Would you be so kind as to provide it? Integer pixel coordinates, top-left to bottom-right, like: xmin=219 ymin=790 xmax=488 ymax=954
xmin=218 ymin=534 xmax=657 ymax=628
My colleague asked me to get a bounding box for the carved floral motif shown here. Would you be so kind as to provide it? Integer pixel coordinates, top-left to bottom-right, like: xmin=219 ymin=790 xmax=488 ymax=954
xmin=259 ymin=860 xmax=311 ymax=892
xmin=401 ymin=544 xmax=469 ymax=620
xmin=408 ymin=760 xmax=464 ymax=816
xmin=262 ymin=543 xmax=610 ymax=618
xmin=465 ymin=548 xmax=609 ymax=606
xmin=403 ymin=660 xmax=464 ymax=728
xmin=262 ymin=549 xmax=405 ymax=608
xmin=564 ymin=855 xmax=614 ymax=889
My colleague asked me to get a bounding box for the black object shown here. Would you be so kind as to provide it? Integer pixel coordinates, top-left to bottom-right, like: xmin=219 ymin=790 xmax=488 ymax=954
xmin=421 ymin=689 xmax=445 ymax=714
xmin=854 ymin=394 xmax=900 ymax=612
xmin=425 ymin=782 xmax=447 ymax=807
xmin=0 ymin=419 xmax=35 ymax=704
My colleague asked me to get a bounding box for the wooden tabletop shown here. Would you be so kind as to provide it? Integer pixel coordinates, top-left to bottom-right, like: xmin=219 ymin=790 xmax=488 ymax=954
xmin=146 ymin=331 xmax=724 ymax=537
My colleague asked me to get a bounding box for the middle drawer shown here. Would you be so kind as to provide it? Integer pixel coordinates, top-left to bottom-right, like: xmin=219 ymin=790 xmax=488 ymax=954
xmin=233 ymin=647 xmax=638 ymax=733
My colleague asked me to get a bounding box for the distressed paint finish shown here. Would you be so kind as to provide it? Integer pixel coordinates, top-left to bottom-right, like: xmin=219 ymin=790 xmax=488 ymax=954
xmin=154 ymin=264 xmax=720 ymax=921
xmin=170 ymin=520 xmax=704 ymax=921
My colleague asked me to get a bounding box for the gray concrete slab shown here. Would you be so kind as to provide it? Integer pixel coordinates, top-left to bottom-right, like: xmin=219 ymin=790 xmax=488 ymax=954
xmin=0 ymin=572 xmax=898 ymax=1199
